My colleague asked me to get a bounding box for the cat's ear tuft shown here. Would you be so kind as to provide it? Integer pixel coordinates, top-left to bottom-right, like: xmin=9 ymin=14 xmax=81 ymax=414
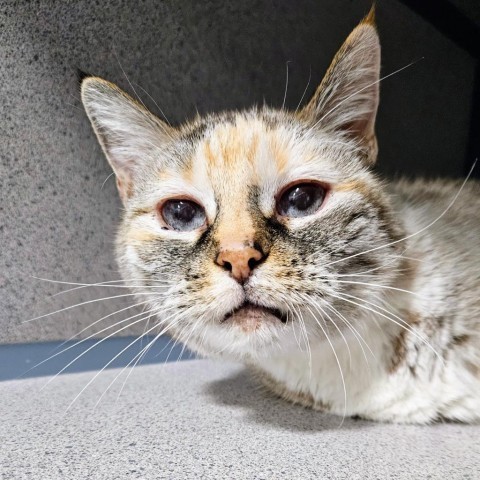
xmin=299 ymin=9 xmax=380 ymax=165
xmin=81 ymin=77 xmax=174 ymax=203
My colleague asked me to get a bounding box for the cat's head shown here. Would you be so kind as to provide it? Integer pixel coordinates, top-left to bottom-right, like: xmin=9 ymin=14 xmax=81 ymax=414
xmin=81 ymin=12 xmax=403 ymax=360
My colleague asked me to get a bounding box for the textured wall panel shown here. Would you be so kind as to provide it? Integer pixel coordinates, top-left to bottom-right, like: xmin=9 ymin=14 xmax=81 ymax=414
xmin=0 ymin=0 xmax=475 ymax=343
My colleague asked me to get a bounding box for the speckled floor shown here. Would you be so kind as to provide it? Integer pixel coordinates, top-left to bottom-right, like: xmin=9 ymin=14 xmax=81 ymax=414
xmin=2 ymin=359 xmax=479 ymax=479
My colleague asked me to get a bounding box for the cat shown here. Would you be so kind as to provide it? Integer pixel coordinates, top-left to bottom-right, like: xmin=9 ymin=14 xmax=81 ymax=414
xmin=80 ymin=10 xmax=480 ymax=424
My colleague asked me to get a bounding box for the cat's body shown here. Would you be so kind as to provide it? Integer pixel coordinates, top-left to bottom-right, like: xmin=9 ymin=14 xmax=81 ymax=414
xmin=80 ymin=10 xmax=480 ymax=424
xmin=254 ymin=179 xmax=480 ymax=423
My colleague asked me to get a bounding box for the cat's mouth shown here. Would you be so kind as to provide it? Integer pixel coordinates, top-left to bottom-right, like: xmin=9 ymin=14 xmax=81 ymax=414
xmin=222 ymin=301 xmax=288 ymax=331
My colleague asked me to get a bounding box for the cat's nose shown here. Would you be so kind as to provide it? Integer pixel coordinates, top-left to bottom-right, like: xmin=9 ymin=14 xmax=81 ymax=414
xmin=216 ymin=243 xmax=264 ymax=283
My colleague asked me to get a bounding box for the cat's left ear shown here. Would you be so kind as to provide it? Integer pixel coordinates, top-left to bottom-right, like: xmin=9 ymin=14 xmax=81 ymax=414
xmin=299 ymin=8 xmax=380 ymax=165
xmin=81 ymin=77 xmax=175 ymax=204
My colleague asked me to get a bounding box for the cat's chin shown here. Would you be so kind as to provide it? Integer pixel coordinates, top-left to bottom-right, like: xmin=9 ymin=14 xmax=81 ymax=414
xmin=221 ymin=301 xmax=287 ymax=333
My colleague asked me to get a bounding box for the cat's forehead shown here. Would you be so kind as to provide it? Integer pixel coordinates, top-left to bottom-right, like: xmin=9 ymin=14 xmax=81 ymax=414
xmin=182 ymin=112 xmax=347 ymax=192
xmin=199 ymin=115 xmax=287 ymax=181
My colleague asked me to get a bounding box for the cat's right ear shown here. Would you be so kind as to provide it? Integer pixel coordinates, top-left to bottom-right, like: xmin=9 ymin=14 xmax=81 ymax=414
xmin=81 ymin=77 xmax=174 ymax=203
xmin=299 ymin=8 xmax=380 ymax=165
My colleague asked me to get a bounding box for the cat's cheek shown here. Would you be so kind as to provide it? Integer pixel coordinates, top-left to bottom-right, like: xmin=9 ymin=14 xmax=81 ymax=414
xmin=121 ymin=244 xmax=149 ymax=272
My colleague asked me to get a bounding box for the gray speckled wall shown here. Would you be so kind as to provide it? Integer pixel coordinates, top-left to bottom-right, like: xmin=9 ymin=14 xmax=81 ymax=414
xmin=1 ymin=0 xmax=475 ymax=343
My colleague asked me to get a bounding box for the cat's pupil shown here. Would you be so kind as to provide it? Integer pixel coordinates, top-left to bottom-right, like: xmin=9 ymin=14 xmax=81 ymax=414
xmin=162 ymin=200 xmax=206 ymax=231
xmin=173 ymin=201 xmax=195 ymax=221
xmin=289 ymin=187 xmax=313 ymax=210
xmin=278 ymin=183 xmax=325 ymax=217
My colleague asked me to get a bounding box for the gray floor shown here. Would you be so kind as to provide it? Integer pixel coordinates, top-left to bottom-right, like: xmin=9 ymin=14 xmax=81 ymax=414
xmin=2 ymin=360 xmax=479 ymax=479
xmin=0 ymin=336 xmax=192 ymax=381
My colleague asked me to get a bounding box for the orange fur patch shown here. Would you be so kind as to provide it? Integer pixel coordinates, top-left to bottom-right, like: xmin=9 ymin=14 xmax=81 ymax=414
xmin=334 ymin=180 xmax=372 ymax=197
xmin=269 ymin=134 xmax=288 ymax=173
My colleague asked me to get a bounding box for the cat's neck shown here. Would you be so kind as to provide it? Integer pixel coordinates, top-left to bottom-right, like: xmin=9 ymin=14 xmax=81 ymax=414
xmin=253 ymin=312 xmax=402 ymax=415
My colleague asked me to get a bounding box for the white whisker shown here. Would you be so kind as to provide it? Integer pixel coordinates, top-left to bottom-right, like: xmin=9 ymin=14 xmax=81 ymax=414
xmin=331 ymin=279 xmax=424 ymax=298
xmin=324 ymin=161 xmax=476 ymax=269
xmin=304 ymin=295 xmax=352 ymax=370
xmin=68 ymin=318 xmax=168 ymax=411
xmin=132 ymin=82 xmax=172 ymax=127
xmin=26 ymin=302 xmax=152 ymax=375
xmin=324 ymin=301 xmax=375 ymax=368
xmin=302 ymin=302 xmax=347 ymax=426
xmin=313 ymin=58 xmax=423 ymax=129
xmin=43 ymin=308 xmax=162 ymax=394
xmin=331 ymin=291 xmax=444 ymax=364
xmin=25 ymin=291 xmax=166 ymax=323
xmin=95 ymin=310 xmax=187 ymax=407
xmin=282 ymin=60 xmax=291 ymax=110
xmin=101 ymin=172 xmax=115 ymax=189
xmin=294 ymin=66 xmax=312 ymax=113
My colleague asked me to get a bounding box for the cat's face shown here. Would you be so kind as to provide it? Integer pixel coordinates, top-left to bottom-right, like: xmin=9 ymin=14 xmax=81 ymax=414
xmin=81 ymin=13 xmax=403 ymax=360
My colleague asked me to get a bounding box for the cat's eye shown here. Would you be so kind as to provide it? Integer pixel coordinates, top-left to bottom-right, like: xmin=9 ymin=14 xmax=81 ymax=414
xmin=277 ymin=182 xmax=327 ymax=218
xmin=161 ymin=199 xmax=206 ymax=231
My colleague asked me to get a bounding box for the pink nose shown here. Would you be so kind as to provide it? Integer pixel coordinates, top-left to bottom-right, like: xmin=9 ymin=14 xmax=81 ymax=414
xmin=216 ymin=245 xmax=264 ymax=283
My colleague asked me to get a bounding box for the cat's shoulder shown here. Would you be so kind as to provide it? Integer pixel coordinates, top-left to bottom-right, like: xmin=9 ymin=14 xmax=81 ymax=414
xmin=387 ymin=177 xmax=480 ymax=216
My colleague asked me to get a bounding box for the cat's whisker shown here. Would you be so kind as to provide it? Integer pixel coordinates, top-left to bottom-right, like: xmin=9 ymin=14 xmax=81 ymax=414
xmin=33 ymin=276 xmax=152 ymax=298
xmin=25 ymin=291 xmax=167 ymax=323
xmin=302 ymin=302 xmax=347 ymax=426
xmin=34 ymin=276 xmax=173 ymax=288
xmin=68 ymin=316 xmax=170 ymax=412
xmin=324 ymin=301 xmax=375 ymax=368
xmin=25 ymin=302 xmax=153 ymax=376
xmin=37 ymin=277 xmax=151 ymax=286
xmin=331 ymin=291 xmax=444 ymax=365
xmin=156 ymin=331 xmax=180 ymax=363
xmin=294 ymin=65 xmax=312 ymax=114
xmin=330 ymin=279 xmax=425 ymax=299
xmin=312 ymin=58 xmax=423 ymax=130
xmin=42 ymin=308 xmax=162 ymax=395
xmin=394 ymin=254 xmax=425 ymax=264
xmin=308 ymin=139 xmax=364 ymax=153
xmin=336 ymin=290 xmax=420 ymax=334
xmin=332 ymin=304 xmax=376 ymax=363
xmin=289 ymin=299 xmax=313 ymax=376
xmin=50 ymin=282 xmax=171 ymax=297
xmin=163 ymin=308 xmax=202 ymax=362
xmin=303 ymin=296 xmax=352 ymax=368
xmin=177 ymin=312 xmax=208 ymax=362
xmin=197 ymin=323 xmax=209 ymax=355
xmin=112 ymin=45 xmax=149 ymax=113
xmin=323 ymin=161 xmax=476 ymax=269
xmin=282 ymin=60 xmax=291 ymax=110
xmin=140 ymin=311 xmax=153 ymax=350
xmin=113 ymin=333 xmax=155 ymax=403
xmin=284 ymin=304 xmax=303 ymax=352
xmin=176 ymin=322 xmax=200 ymax=361
xmin=51 ymin=300 xmax=150 ymax=352
xmin=101 ymin=172 xmax=115 ymax=189
xmin=132 ymin=82 xmax=172 ymax=127
xmin=305 ymin=248 xmax=410 ymax=276
xmin=96 ymin=310 xmax=187 ymax=407
xmin=164 ymin=324 xmax=189 ymax=363
xmin=141 ymin=137 xmax=173 ymax=157
xmin=303 ymin=295 xmax=353 ymax=371
xmin=116 ymin=318 xmax=179 ymax=400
